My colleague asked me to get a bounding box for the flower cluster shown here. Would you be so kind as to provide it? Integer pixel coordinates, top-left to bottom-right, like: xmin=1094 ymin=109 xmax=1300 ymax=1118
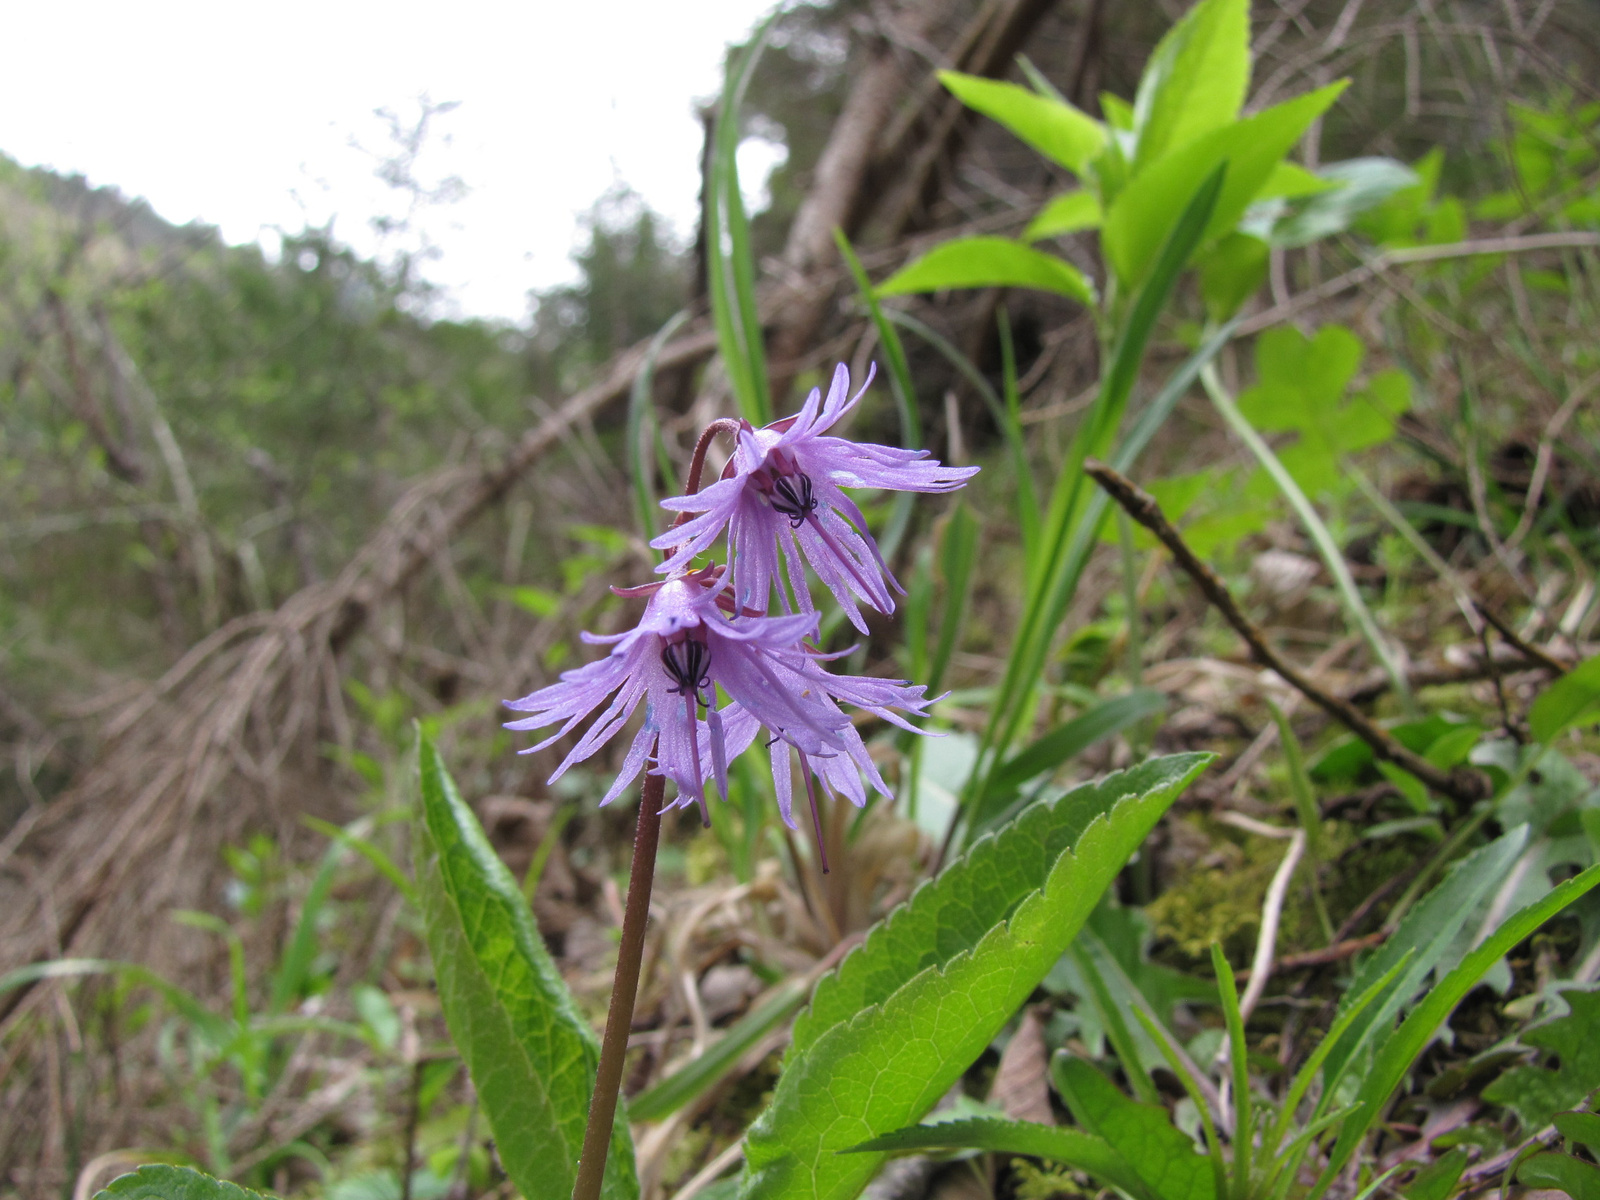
xmin=505 ymin=364 xmax=976 ymax=842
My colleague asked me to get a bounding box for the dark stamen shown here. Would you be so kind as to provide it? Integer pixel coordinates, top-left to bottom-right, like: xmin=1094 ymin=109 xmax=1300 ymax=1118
xmin=768 ymin=471 xmax=817 ymax=528
xmin=661 ymin=639 xmax=711 ymax=697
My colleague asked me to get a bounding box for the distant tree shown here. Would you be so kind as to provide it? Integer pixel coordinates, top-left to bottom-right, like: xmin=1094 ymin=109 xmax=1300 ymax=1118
xmin=525 ymin=185 xmax=688 ymax=395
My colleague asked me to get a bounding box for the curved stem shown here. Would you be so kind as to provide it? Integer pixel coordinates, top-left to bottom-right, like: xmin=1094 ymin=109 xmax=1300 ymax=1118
xmin=680 ymin=419 xmax=745 ymax=509
xmin=572 ymin=767 xmax=664 ymax=1200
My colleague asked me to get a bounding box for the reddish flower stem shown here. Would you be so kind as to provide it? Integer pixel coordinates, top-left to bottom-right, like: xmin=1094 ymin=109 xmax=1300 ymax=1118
xmin=571 ymin=769 xmax=662 ymax=1200
xmin=574 ymin=415 xmax=743 ymax=1200
xmin=672 ymin=418 xmax=745 ymax=532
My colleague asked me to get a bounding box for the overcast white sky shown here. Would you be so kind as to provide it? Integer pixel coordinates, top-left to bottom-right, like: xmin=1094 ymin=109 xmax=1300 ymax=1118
xmin=0 ymin=0 xmax=781 ymax=321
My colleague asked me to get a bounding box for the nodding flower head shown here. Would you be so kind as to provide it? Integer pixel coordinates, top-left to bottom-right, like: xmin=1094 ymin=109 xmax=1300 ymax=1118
xmin=505 ymin=572 xmax=853 ymax=823
xmin=650 ymin=363 xmax=978 ymax=631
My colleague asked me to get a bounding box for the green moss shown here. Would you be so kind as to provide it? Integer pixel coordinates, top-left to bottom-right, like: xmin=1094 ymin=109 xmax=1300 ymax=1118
xmin=1147 ymin=817 xmax=1345 ymax=963
xmin=1009 ymin=1158 xmax=1094 ymax=1200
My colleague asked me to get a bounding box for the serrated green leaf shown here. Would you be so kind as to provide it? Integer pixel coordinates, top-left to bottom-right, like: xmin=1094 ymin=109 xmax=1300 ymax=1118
xmin=1131 ymin=0 xmax=1250 ymax=170
xmin=1519 ymin=1151 xmax=1600 ymax=1200
xmin=1104 ymin=82 xmax=1346 ymax=289
xmin=1531 ymin=655 xmax=1600 ymax=744
xmin=1025 ymin=191 xmax=1104 ymax=241
xmin=844 ymin=1117 xmax=1149 ymax=1199
xmin=793 ymin=755 xmax=1209 ymax=1055
xmin=413 ymin=735 xmax=637 ymax=1200
xmin=877 ymin=238 xmax=1094 ymax=304
xmin=93 ymin=1165 xmax=269 ymax=1200
xmin=742 ymin=754 xmax=1212 ymax=1200
xmin=1052 ymin=1055 xmax=1216 ymax=1200
xmin=1484 ymin=989 xmax=1600 ymax=1130
xmin=939 ymin=71 xmax=1107 ymax=175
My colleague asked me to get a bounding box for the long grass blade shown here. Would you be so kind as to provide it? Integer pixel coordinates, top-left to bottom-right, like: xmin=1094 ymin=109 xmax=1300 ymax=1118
xmin=1201 ymin=362 xmax=1416 ymax=715
xmin=628 ymin=309 xmax=691 ymax=541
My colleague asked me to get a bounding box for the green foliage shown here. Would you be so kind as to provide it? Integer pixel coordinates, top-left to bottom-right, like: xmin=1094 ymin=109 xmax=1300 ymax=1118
xmin=1128 ymin=0 xmax=1250 ymax=172
xmin=878 ymin=238 xmax=1094 ymax=305
xmin=975 ymin=688 xmax=1168 ymax=826
xmin=411 ymin=732 xmax=637 ymax=1200
xmin=1522 ymin=1112 xmax=1600 ymax=1200
xmin=1483 ymin=989 xmax=1600 ymax=1131
xmin=1322 ymin=827 xmax=1529 ymax=1091
xmin=935 ymin=72 xmax=1107 ymax=175
xmin=739 ymin=754 xmax=1211 ymax=1199
xmin=1235 ymin=326 xmax=1411 ymax=500
xmin=1104 ymin=83 xmax=1346 ymax=290
xmin=853 ymin=847 xmax=1600 ymax=1200
xmin=93 ymin=1165 xmax=271 ymax=1200
xmin=1320 ymin=863 xmax=1600 ymax=1186
xmin=1025 ymin=191 xmax=1103 ymax=241
xmin=851 ymin=1116 xmax=1150 ymax=1200
xmin=1531 ymin=655 xmax=1600 ymax=744
xmin=1054 ymin=1055 xmax=1216 ymax=1200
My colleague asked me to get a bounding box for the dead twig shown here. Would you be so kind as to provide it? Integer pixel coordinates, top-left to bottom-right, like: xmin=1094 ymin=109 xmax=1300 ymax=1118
xmin=1084 ymin=460 xmax=1490 ymax=805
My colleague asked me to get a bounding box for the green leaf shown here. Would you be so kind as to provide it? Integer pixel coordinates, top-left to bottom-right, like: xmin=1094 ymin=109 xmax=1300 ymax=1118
xmin=1530 ymin=655 xmax=1600 ymax=744
xmin=1483 ymin=989 xmax=1600 ymax=1130
xmin=741 ymin=753 xmax=1212 ymax=1199
xmin=938 ymin=71 xmax=1107 ymax=175
xmin=1196 ymin=232 xmax=1269 ymax=322
xmin=93 ymin=1165 xmax=269 ymax=1200
xmin=1025 ymin=191 xmax=1103 ymax=241
xmin=1254 ymin=160 xmax=1336 ymax=201
xmin=1322 ymin=826 xmax=1529 ymax=1096
xmin=1249 ymin=157 xmax=1420 ymax=248
xmin=1403 ymin=1148 xmax=1470 ymax=1200
xmin=1321 ymin=863 xmax=1600 ymax=1185
xmin=1131 ymin=0 xmax=1250 ymax=170
xmin=412 ymin=734 xmax=637 ymax=1200
xmin=1519 ymin=1151 xmax=1600 ymax=1200
xmin=1052 ymin=1055 xmax=1217 ymax=1200
xmin=845 ymin=1117 xmax=1150 ymax=1199
xmin=1557 ymin=1111 xmax=1600 ymax=1155
xmin=1233 ymin=325 xmax=1407 ymax=499
xmin=877 ymin=238 xmax=1094 ymax=305
xmin=1104 ymin=83 xmax=1347 ymax=289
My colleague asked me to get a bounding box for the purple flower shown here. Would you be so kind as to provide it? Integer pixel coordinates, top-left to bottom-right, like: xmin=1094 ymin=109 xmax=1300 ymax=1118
xmin=650 ymin=364 xmax=978 ymax=632
xmin=753 ymin=649 xmax=935 ymax=835
xmin=504 ymin=571 xmax=938 ymax=827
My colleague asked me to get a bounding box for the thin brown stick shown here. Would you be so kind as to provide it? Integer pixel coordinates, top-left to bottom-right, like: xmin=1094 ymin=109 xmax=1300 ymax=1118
xmin=1236 ymin=231 xmax=1600 ymax=336
xmin=1473 ymin=601 xmax=1572 ymax=674
xmin=1235 ymin=930 xmax=1389 ymax=983
xmin=1084 ymin=460 xmax=1490 ymax=804
xmin=573 ymin=769 xmax=663 ymax=1200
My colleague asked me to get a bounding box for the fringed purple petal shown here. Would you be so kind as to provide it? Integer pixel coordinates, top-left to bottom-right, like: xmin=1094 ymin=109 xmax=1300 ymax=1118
xmin=769 ymin=740 xmax=796 ymax=830
xmin=600 ymin=721 xmax=658 ymax=805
